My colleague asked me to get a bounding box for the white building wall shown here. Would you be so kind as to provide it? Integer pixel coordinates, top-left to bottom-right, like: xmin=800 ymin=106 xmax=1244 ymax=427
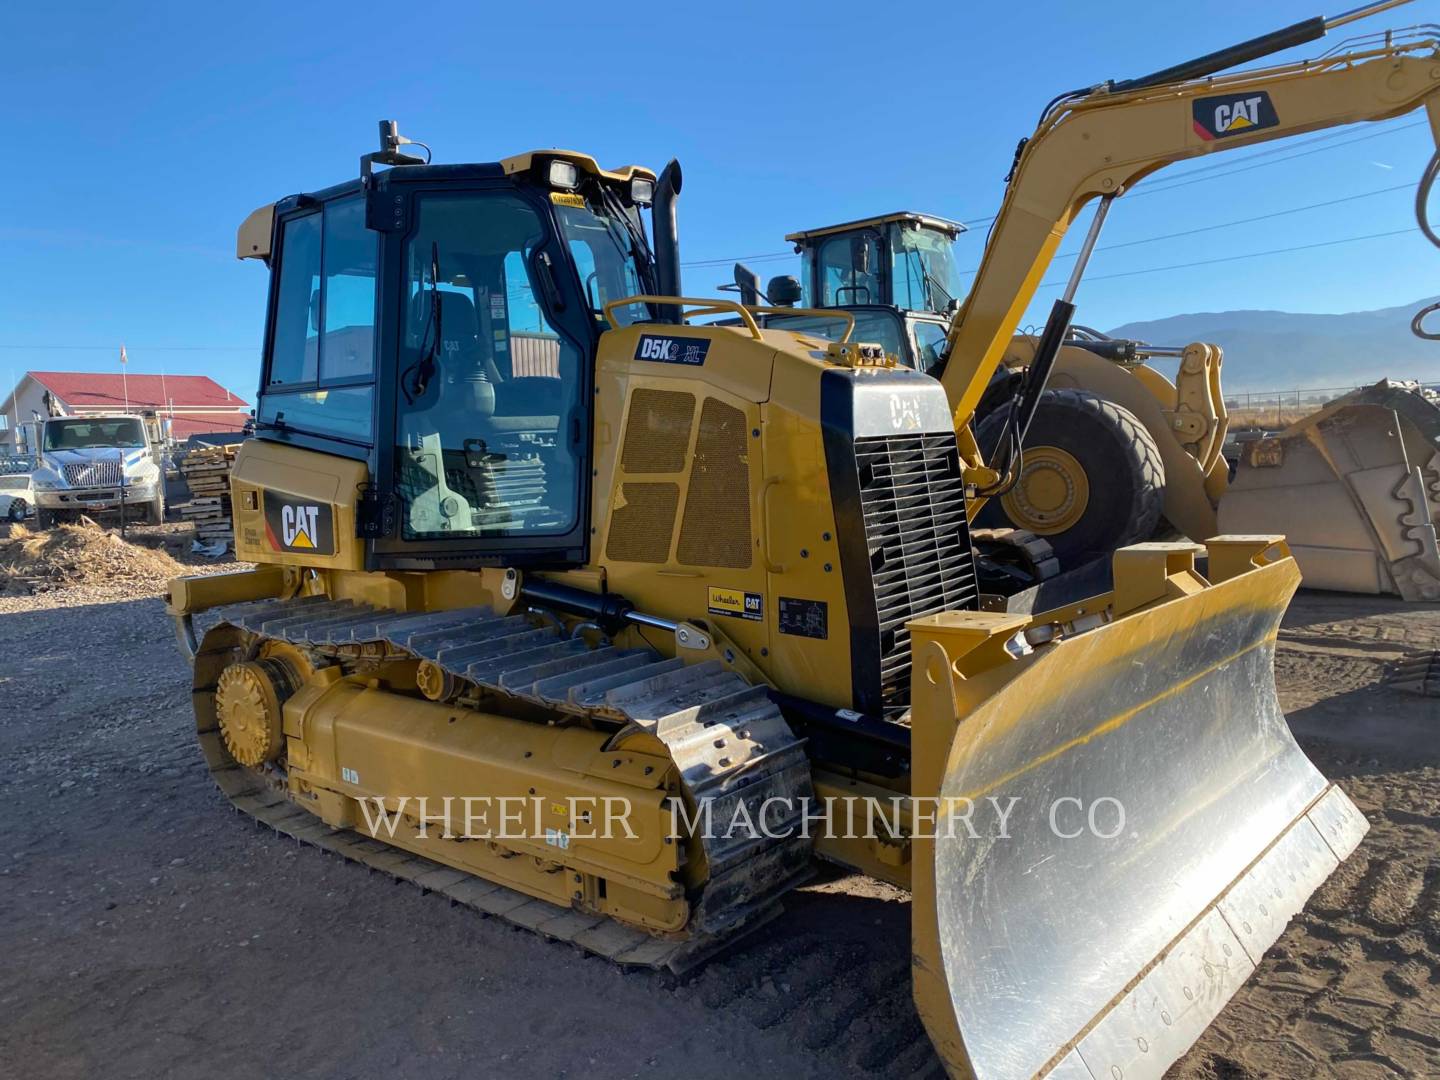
xmin=0 ymin=376 xmax=50 ymax=453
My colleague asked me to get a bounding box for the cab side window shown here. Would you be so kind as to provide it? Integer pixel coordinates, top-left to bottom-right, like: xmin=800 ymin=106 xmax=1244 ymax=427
xmin=817 ymin=233 xmax=881 ymax=306
xmin=260 ymin=196 xmax=377 ymax=443
xmin=268 ymin=214 xmax=321 ymax=386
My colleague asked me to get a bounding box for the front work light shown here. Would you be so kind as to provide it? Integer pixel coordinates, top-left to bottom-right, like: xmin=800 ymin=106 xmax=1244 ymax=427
xmin=630 ymin=178 xmax=655 ymax=205
xmin=549 ymin=160 xmax=580 ymax=190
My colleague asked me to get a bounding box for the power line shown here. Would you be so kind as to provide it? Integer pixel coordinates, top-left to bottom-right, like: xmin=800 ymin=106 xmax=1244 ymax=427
xmin=1128 ymin=120 xmax=1426 ymax=197
xmin=0 ymin=344 xmax=255 ymax=352
xmin=960 ymin=182 xmax=1413 ymax=276
xmin=683 ymin=250 xmax=794 ymax=269
xmin=679 ymin=120 xmax=1427 ymax=271
xmin=1033 ymin=226 xmax=1420 ymax=288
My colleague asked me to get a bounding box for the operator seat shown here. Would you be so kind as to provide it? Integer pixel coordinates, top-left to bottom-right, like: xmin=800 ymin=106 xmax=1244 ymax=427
xmin=435 ymin=291 xmax=503 ymax=420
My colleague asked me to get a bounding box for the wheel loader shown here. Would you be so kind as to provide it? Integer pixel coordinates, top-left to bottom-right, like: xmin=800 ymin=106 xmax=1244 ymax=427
xmin=168 ymin=9 xmax=1438 ymax=1080
xmin=758 ymin=214 xmax=1231 ymax=572
xmin=1222 ymin=378 xmax=1440 ymax=599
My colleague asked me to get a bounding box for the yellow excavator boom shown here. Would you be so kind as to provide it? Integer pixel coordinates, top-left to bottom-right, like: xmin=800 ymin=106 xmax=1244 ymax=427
xmin=939 ymin=32 xmax=1440 ymax=441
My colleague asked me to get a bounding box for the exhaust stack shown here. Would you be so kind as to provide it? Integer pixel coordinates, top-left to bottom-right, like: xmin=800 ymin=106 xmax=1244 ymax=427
xmin=652 ymin=159 xmax=683 ymax=323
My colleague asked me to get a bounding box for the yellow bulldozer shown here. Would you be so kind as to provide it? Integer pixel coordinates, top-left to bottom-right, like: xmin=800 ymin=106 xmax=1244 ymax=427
xmin=168 ymin=9 xmax=1438 ymax=1079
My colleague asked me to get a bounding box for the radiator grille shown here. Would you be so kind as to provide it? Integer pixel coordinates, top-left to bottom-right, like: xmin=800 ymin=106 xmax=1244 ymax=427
xmin=677 ymin=399 xmax=752 ymax=569
xmin=62 ymin=460 xmax=123 ymax=487
xmin=854 ymin=431 xmax=976 ymax=712
xmin=606 ymin=482 xmax=680 ymax=564
xmin=620 ymin=389 xmax=695 ymax=474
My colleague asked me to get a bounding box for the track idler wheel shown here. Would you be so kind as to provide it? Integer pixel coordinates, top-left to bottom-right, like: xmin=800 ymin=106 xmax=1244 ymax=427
xmin=215 ymin=657 xmax=303 ymax=767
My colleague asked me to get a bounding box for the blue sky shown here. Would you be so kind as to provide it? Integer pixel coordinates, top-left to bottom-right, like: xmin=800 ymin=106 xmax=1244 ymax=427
xmin=4 ymin=0 xmax=1439 ymax=400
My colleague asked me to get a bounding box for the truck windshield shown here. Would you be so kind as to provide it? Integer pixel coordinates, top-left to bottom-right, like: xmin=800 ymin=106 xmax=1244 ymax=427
xmin=43 ymin=418 xmax=146 ymax=450
xmin=890 ymin=224 xmax=963 ymax=313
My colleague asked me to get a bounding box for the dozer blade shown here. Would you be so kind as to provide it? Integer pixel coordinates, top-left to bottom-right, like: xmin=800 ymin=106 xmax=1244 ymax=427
xmin=1220 ymin=387 xmax=1440 ymax=601
xmin=909 ymin=542 xmax=1366 ymax=1080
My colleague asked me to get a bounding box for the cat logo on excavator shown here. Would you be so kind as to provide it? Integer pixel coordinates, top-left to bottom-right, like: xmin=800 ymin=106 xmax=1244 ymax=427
xmin=1193 ymin=90 xmax=1278 ymax=140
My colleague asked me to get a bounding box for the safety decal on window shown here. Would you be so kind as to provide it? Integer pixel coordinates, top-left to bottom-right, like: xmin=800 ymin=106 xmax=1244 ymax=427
xmin=1192 ymin=91 xmax=1278 ymax=141
xmin=635 ymin=334 xmax=710 ymax=366
xmin=550 ymin=192 xmax=586 ymax=208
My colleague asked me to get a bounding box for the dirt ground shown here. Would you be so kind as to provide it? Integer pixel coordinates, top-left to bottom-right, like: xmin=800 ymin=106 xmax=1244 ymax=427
xmin=0 ymin=566 xmax=1436 ymax=1079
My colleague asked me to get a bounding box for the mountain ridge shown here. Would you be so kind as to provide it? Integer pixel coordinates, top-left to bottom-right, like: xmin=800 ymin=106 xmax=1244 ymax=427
xmin=1107 ymin=296 xmax=1440 ymax=392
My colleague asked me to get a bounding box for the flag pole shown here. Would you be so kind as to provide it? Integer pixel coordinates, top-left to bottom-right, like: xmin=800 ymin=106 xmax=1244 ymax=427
xmin=120 ymin=344 xmax=130 ymax=412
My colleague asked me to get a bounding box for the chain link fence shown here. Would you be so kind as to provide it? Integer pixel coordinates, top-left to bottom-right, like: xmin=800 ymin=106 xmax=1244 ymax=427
xmin=1224 ymin=381 xmax=1431 ymax=430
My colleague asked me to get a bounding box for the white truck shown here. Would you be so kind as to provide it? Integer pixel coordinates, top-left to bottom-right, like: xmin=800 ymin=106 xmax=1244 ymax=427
xmin=29 ymin=415 xmax=166 ymax=527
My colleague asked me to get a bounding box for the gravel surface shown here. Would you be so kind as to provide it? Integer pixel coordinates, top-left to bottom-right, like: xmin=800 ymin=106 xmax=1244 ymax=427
xmin=0 ymin=576 xmax=1435 ymax=1079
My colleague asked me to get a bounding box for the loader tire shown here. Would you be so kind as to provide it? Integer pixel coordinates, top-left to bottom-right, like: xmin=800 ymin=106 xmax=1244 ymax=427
xmin=976 ymin=388 xmax=1164 ymax=568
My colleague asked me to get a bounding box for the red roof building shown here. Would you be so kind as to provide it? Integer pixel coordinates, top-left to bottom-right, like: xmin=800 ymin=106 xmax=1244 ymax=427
xmin=1 ymin=371 xmax=251 ymax=450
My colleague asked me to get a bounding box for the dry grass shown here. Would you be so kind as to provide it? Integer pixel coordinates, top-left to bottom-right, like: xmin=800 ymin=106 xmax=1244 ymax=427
xmin=0 ymin=518 xmax=185 ymax=596
xmin=1226 ymin=405 xmax=1316 ymax=430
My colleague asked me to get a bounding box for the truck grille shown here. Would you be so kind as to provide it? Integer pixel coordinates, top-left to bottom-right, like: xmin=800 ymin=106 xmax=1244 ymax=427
xmin=62 ymin=460 xmax=123 ymax=488
xmin=854 ymin=431 xmax=977 ymax=713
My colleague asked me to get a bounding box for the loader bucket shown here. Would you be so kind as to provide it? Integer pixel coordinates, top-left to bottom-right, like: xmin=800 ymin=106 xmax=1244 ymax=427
xmin=909 ymin=540 xmax=1366 ymax=1080
xmin=1220 ymin=386 xmax=1440 ymax=601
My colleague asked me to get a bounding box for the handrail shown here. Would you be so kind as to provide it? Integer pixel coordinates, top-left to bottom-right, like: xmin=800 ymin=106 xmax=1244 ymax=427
xmin=601 ymin=295 xmax=764 ymax=340
xmin=747 ymin=306 xmax=856 ymax=343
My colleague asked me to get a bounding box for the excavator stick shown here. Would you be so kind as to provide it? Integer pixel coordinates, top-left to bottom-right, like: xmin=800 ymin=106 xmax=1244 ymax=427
xmin=909 ymin=538 xmax=1366 ymax=1080
xmin=1221 ymin=382 xmax=1440 ymax=600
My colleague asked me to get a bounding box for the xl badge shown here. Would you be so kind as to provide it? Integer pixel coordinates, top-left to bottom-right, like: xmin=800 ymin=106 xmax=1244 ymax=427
xmin=1193 ymin=91 xmax=1278 ymax=141
xmin=635 ymin=334 xmax=710 ymax=366
xmin=263 ymin=493 xmax=335 ymax=555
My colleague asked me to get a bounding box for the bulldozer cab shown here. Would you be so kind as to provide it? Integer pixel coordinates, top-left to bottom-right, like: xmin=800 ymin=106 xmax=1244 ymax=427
xmin=244 ymin=148 xmax=662 ymax=569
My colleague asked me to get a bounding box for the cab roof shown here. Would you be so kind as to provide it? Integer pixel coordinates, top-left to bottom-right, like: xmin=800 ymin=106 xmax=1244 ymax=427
xmin=785 ymin=211 xmax=967 ymax=245
xmin=238 ymin=149 xmax=657 ymax=261
xmin=498 ymin=149 xmax=656 ymax=185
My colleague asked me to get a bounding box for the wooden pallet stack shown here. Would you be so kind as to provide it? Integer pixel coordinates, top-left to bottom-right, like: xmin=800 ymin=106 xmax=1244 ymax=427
xmin=177 ymin=445 xmax=239 ymax=548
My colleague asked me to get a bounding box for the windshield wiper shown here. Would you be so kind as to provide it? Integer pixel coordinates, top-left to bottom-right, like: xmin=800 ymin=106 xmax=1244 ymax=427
xmin=402 ymin=242 xmax=444 ymax=403
xmin=915 ymin=253 xmax=956 ymax=311
xmin=597 ymin=185 xmax=658 ymax=294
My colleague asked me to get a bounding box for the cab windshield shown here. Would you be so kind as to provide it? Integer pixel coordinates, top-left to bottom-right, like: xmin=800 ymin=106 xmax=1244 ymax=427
xmin=552 ymin=191 xmax=652 ymax=327
xmin=394 ymin=190 xmax=589 ymax=540
xmin=889 ymin=224 xmax=963 ymax=314
xmin=766 ymin=310 xmax=906 ymax=362
xmin=44 ymin=418 xmax=146 ymax=450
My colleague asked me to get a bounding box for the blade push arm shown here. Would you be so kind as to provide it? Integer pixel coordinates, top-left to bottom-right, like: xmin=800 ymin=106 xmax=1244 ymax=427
xmin=941 ymin=32 xmax=1440 ymax=434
